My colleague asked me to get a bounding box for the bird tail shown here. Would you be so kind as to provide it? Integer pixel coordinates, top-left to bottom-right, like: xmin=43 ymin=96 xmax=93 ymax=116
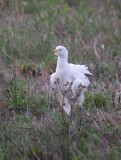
xmin=73 ymin=64 xmax=92 ymax=76
xmin=81 ymin=65 xmax=93 ymax=75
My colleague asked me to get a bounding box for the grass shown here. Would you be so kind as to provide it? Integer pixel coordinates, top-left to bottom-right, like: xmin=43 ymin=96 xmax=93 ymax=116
xmin=0 ymin=0 xmax=121 ymax=159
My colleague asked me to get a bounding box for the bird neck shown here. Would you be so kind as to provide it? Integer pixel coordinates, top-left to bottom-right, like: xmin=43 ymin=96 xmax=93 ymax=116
xmin=56 ymin=56 xmax=68 ymax=71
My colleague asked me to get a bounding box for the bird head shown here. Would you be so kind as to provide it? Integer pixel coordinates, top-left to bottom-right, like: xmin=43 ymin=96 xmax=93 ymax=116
xmin=53 ymin=46 xmax=68 ymax=58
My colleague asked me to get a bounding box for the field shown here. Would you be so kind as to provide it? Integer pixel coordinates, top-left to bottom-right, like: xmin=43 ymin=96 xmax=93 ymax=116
xmin=0 ymin=0 xmax=121 ymax=159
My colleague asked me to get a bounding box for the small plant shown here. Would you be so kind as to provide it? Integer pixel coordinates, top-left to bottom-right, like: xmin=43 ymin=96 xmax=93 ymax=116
xmin=20 ymin=62 xmax=38 ymax=77
xmin=5 ymin=76 xmax=29 ymax=113
xmin=93 ymin=92 xmax=107 ymax=108
xmin=27 ymin=145 xmax=54 ymax=160
xmin=84 ymin=92 xmax=107 ymax=109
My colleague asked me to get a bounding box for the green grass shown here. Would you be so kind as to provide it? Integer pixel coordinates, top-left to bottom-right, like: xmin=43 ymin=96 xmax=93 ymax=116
xmin=0 ymin=0 xmax=121 ymax=159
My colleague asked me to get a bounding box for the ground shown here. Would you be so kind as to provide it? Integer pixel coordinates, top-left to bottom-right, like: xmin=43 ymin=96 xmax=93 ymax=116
xmin=0 ymin=0 xmax=121 ymax=160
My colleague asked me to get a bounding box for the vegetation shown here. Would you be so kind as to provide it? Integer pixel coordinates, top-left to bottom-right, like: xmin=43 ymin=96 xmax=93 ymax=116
xmin=0 ymin=0 xmax=121 ymax=159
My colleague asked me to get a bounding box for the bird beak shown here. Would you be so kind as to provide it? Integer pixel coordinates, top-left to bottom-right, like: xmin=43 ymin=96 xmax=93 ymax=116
xmin=53 ymin=49 xmax=59 ymax=53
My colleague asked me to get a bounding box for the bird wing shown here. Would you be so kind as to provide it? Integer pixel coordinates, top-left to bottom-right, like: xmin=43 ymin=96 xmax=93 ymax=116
xmin=50 ymin=73 xmax=57 ymax=89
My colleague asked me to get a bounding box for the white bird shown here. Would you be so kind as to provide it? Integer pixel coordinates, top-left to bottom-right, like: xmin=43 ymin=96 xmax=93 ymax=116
xmin=50 ymin=46 xmax=92 ymax=115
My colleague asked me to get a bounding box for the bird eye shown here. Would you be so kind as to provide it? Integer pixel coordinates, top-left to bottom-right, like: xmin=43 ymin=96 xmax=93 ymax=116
xmin=59 ymin=49 xmax=62 ymax=51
